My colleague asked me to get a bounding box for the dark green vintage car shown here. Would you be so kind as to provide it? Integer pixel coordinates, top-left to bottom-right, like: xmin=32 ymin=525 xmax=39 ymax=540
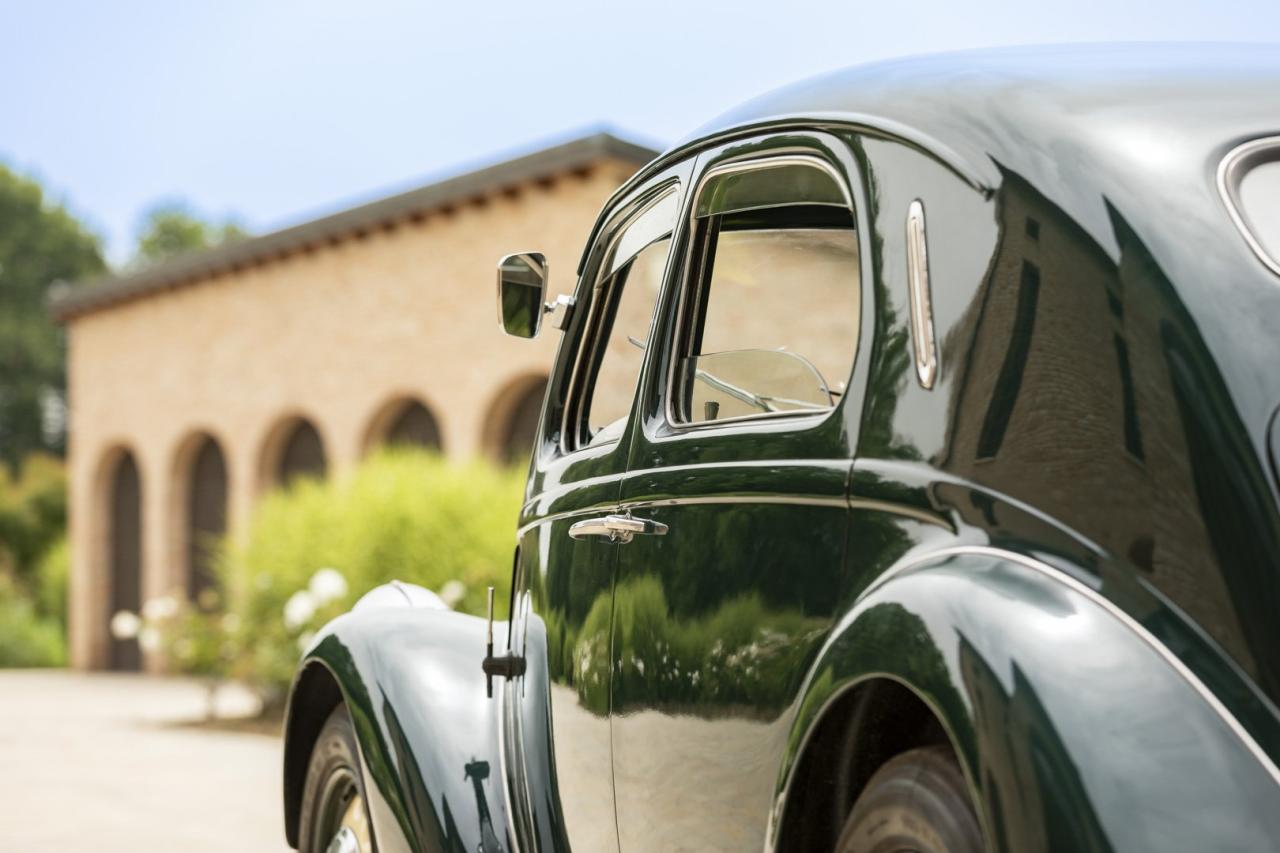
xmin=281 ymin=45 xmax=1280 ymax=852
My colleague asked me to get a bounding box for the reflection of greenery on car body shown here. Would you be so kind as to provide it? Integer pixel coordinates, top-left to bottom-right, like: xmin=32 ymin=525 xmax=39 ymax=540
xmin=545 ymin=575 xmax=827 ymax=716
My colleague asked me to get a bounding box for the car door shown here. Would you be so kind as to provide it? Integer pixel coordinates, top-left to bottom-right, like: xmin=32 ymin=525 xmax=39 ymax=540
xmin=504 ymin=159 xmax=693 ymax=851
xmin=607 ymin=132 xmax=871 ymax=850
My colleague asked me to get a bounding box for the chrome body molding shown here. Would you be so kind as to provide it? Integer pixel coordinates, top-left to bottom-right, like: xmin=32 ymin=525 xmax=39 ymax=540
xmin=905 ymin=199 xmax=938 ymax=389
xmin=1216 ymin=135 xmax=1280 ymax=278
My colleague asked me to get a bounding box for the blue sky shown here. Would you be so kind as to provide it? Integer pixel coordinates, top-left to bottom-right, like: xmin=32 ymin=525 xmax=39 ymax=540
xmin=4 ymin=0 xmax=1278 ymax=264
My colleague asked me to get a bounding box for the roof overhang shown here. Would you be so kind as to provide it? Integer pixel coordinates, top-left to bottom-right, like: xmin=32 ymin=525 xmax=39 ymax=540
xmin=50 ymin=131 xmax=658 ymax=322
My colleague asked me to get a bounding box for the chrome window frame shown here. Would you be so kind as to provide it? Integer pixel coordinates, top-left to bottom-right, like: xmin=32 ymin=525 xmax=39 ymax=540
xmin=1217 ymin=134 xmax=1280 ymax=278
xmin=559 ymin=182 xmax=681 ymax=454
xmin=662 ymin=154 xmax=859 ymax=432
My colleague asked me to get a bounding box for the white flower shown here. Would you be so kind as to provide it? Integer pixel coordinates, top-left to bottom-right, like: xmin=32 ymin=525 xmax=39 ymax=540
xmin=110 ymin=611 xmax=141 ymax=640
xmin=308 ymin=568 xmax=348 ymax=605
xmin=283 ymin=590 xmax=317 ymax=630
xmin=142 ymin=595 xmax=179 ymax=622
xmin=296 ymin=631 xmax=316 ymax=653
xmin=439 ymin=580 xmax=466 ymax=609
xmin=138 ymin=627 xmax=161 ymax=652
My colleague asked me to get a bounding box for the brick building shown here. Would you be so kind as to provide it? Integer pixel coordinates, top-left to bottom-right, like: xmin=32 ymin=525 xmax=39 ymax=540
xmin=51 ymin=133 xmax=656 ymax=670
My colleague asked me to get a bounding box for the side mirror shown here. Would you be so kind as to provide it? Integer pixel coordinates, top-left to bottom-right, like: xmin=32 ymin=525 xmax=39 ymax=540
xmin=497 ymin=252 xmax=548 ymax=338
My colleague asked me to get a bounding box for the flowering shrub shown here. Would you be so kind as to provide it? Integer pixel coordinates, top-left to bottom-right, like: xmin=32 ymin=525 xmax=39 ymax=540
xmin=219 ymin=449 xmax=523 ymax=698
xmin=110 ymin=450 xmax=521 ymax=704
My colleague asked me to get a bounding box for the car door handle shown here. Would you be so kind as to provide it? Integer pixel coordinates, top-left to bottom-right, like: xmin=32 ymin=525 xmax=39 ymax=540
xmin=569 ymin=513 xmax=668 ymax=544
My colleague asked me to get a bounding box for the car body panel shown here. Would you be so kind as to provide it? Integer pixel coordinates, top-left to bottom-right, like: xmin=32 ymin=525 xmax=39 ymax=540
xmin=605 ymin=129 xmax=869 ymax=849
xmin=506 ymin=156 xmax=697 ymax=852
xmin=777 ymin=547 xmax=1280 ymax=852
xmin=284 ymin=601 xmax=512 ymax=853
xmin=285 ymin=46 xmax=1280 ymax=853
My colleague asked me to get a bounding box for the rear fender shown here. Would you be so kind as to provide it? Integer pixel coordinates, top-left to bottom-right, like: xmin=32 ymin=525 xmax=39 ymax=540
xmin=774 ymin=547 xmax=1280 ymax=851
xmin=282 ymin=584 xmax=511 ymax=853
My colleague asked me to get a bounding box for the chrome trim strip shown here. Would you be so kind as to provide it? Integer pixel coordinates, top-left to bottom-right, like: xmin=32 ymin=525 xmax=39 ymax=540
xmin=517 ymin=490 xmax=952 ymax=539
xmin=847 ymin=496 xmax=951 ymax=530
xmin=864 ymin=544 xmax=1280 ymax=788
xmin=905 ymin=200 xmax=938 ymax=389
xmin=1217 ymin=135 xmax=1280 ymax=278
xmin=520 ymin=459 xmax=849 ymax=517
xmin=515 ymin=504 xmax=617 ymax=539
xmin=515 ymin=493 xmax=848 ymax=539
xmin=624 ymin=494 xmax=847 ymax=510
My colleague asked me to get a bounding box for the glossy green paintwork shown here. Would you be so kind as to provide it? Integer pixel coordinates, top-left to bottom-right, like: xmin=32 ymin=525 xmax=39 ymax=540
xmin=287 ymin=602 xmax=514 ymax=853
xmin=285 ymin=46 xmax=1280 ymax=853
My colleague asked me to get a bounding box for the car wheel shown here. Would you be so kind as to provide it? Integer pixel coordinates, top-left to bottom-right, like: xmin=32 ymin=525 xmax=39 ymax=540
xmin=836 ymin=745 xmax=982 ymax=853
xmin=298 ymin=704 xmax=375 ymax=853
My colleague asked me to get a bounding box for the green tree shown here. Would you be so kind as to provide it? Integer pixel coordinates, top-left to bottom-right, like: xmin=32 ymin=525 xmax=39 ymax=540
xmin=133 ymin=202 xmax=246 ymax=264
xmin=0 ymin=166 xmax=106 ymax=471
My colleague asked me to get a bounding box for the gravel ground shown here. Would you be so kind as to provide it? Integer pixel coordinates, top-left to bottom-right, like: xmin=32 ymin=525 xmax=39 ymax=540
xmin=0 ymin=670 xmax=287 ymax=852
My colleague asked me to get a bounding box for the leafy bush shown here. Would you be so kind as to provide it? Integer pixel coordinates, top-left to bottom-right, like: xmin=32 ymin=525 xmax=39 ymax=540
xmin=33 ymin=535 xmax=68 ymax=629
xmin=0 ymin=454 xmax=67 ymax=583
xmin=214 ymin=449 xmax=524 ymax=696
xmin=0 ymin=575 xmax=66 ymax=667
xmin=0 ymin=456 xmax=69 ymax=667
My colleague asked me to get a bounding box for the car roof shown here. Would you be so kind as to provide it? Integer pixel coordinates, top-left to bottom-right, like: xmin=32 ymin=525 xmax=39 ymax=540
xmin=687 ymin=44 xmax=1280 ymax=182
xmin=661 ymin=44 xmax=1280 ymax=270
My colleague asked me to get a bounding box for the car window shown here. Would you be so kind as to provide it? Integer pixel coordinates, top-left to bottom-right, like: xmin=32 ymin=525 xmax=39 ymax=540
xmin=671 ymin=159 xmax=860 ymax=425
xmin=573 ymin=190 xmax=679 ymax=448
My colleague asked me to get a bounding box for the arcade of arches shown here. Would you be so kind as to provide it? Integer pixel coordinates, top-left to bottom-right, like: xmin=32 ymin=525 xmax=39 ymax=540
xmin=90 ymin=385 xmax=547 ymax=670
xmin=57 ymin=132 xmax=653 ymax=670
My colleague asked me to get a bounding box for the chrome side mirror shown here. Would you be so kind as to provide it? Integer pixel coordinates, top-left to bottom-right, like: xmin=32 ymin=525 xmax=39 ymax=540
xmin=497 ymin=252 xmax=547 ymax=338
xmin=496 ymin=252 xmax=574 ymax=338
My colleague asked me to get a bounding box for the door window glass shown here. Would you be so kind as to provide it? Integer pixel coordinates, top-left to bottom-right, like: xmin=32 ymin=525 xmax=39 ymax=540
xmin=574 ymin=190 xmax=678 ymax=447
xmin=673 ymin=160 xmax=860 ymax=425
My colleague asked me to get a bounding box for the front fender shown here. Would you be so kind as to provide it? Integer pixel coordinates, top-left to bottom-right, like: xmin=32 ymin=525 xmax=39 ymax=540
xmin=779 ymin=548 xmax=1280 ymax=852
xmin=282 ymin=585 xmax=511 ymax=853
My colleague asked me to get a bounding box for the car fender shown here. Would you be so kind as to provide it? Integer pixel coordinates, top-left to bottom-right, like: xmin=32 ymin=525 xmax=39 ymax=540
xmin=282 ymin=582 xmax=512 ymax=853
xmin=775 ymin=546 xmax=1280 ymax=851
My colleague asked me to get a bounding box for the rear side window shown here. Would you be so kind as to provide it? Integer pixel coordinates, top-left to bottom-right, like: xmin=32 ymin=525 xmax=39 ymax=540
xmin=1220 ymin=137 xmax=1280 ymax=277
xmin=671 ymin=158 xmax=860 ymax=426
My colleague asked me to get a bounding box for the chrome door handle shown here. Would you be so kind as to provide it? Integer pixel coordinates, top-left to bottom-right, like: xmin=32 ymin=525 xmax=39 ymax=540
xmin=568 ymin=513 xmax=668 ymax=544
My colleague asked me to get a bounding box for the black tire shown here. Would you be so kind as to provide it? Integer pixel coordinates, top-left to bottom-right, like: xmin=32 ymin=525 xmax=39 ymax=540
xmin=836 ymin=745 xmax=982 ymax=853
xmin=298 ymin=704 xmax=374 ymax=853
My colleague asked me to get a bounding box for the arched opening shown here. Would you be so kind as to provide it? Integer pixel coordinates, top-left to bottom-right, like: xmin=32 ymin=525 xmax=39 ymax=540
xmin=364 ymin=397 xmax=443 ymax=454
xmin=106 ymin=451 xmax=142 ymax=671
xmin=185 ymin=435 xmax=227 ymax=606
xmin=276 ymin=419 xmax=327 ymax=488
xmin=482 ymin=375 xmax=548 ymax=466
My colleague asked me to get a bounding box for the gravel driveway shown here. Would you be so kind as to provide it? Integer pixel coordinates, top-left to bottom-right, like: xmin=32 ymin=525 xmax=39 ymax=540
xmin=0 ymin=670 xmax=287 ymax=851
